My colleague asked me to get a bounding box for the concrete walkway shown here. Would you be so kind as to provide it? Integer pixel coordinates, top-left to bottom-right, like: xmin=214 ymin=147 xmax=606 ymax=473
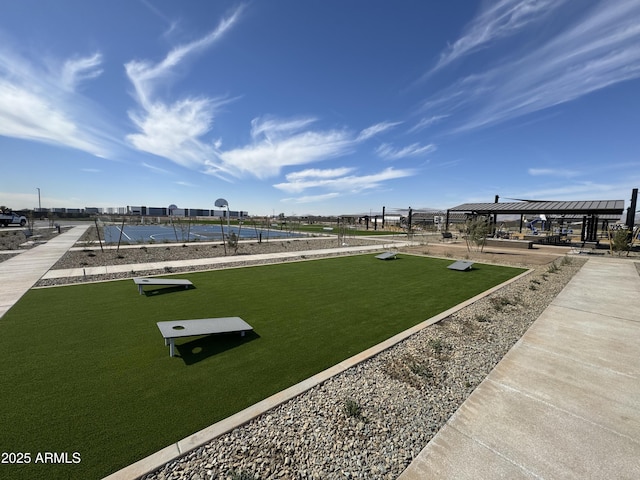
xmin=399 ymin=256 xmax=640 ymax=479
xmin=0 ymin=225 xmax=90 ymax=318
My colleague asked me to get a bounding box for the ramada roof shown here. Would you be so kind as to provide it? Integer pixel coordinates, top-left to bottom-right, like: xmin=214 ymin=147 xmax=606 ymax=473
xmin=448 ymin=200 xmax=624 ymax=216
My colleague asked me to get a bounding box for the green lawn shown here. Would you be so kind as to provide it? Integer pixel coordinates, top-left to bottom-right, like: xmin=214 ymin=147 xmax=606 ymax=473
xmin=0 ymin=254 xmax=524 ymax=479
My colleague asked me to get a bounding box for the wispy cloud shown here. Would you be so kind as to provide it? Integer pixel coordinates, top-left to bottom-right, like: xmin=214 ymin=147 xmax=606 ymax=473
xmin=528 ymin=168 xmax=581 ymax=178
xmin=408 ymin=115 xmax=449 ymax=133
xmin=0 ymin=45 xmax=109 ymax=156
xmin=285 ymin=167 xmax=356 ymax=181
xmin=142 ymin=161 xmax=171 ymax=174
xmin=357 ymin=121 xmax=402 ymax=141
xmin=273 ymin=166 xmax=415 ymax=195
xmin=125 ymin=6 xmax=244 ymax=177
xmin=516 ymin=181 xmax=620 ymax=200
xmin=175 ymin=180 xmax=196 ymax=187
xmin=376 ymin=142 xmax=436 ymax=160
xmin=423 ymin=0 xmax=640 ymax=134
xmin=219 ymin=118 xmax=410 ymax=179
xmin=281 ymin=193 xmax=341 ymax=204
xmin=217 ymin=116 xmax=355 ymax=178
xmin=60 ymin=53 xmax=103 ymax=91
xmin=125 ymin=6 xmax=243 ymax=108
xmin=428 ymin=0 xmax=565 ymax=75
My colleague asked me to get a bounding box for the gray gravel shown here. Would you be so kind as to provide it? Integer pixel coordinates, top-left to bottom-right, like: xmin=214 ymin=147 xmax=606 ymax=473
xmin=36 ymin=238 xmax=390 ymax=287
xmin=140 ymin=255 xmax=586 ymax=480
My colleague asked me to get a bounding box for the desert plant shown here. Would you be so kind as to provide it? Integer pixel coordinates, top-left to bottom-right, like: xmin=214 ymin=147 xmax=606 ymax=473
xmin=428 ymin=338 xmax=444 ymax=355
xmin=464 ymin=217 xmax=490 ymax=252
xmin=547 ymin=262 xmax=560 ymax=274
xmin=610 ymin=228 xmax=631 ymax=256
xmin=489 ymin=295 xmax=517 ymax=311
xmin=229 ymin=470 xmax=258 ymax=480
xmin=344 ymin=398 xmax=364 ymax=420
xmin=228 ymin=232 xmax=239 ymax=250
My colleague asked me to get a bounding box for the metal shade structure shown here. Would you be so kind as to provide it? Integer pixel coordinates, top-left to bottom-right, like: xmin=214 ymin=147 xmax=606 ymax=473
xmin=447 ymin=200 xmax=624 ymax=216
xmin=445 ymin=199 xmax=625 ymax=243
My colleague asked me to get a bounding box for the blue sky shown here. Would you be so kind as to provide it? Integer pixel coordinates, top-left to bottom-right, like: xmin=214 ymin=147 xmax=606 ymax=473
xmin=1 ymin=0 xmax=639 ymax=216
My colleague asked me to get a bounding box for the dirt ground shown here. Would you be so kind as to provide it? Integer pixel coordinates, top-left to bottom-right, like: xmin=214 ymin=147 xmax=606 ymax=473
xmin=401 ymin=241 xmax=577 ymax=268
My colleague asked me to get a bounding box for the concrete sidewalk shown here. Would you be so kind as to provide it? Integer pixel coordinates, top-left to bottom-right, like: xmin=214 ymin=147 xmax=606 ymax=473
xmin=0 ymin=225 xmax=90 ymax=318
xmin=398 ymin=256 xmax=640 ymax=479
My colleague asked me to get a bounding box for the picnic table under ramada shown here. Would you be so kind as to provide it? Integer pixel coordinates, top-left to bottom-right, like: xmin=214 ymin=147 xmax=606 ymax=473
xmin=133 ymin=277 xmax=193 ymax=295
xmin=156 ymin=317 xmax=253 ymax=357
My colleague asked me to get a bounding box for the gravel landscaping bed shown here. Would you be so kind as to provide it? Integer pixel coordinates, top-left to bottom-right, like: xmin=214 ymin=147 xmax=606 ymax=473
xmin=137 ymin=253 xmax=586 ymax=480
xmin=36 ymin=238 xmax=388 ymax=287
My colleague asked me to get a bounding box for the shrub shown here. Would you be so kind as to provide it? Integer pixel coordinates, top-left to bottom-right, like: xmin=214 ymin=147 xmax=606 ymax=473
xmin=229 ymin=470 xmax=257 ymax=480
xmin=560 ymin=256 xmax=573 ymax=266
xmin=489 ymin=295 xmax=517 ymax=311
xmin=611 ymin=228 xmax=631 ymax=256
xmin=464 ymin=217 xmax=490 ymax=252
xmin=344 ymin=398 xmax=364 ymax=420
xmin=428 ymin=338 xmax=444 ymax=354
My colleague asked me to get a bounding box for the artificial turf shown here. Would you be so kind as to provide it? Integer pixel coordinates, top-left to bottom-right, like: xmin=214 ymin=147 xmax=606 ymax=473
xmin=0 ymin=254 xmax=525 ymax=479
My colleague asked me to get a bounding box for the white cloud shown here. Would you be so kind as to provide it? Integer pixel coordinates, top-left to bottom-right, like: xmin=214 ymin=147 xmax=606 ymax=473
xmin=0 ymin=45 xmax=109 ymax=157
xmin=125 ymin=6 xmax=243 ymax=109
xmin=423 ymin=0 xmax=640 ymax=134
xmin=218 ymin=130 xmax=353 ymax=178
xmin=125 ymin=6 xmax=244 ymax=177
xmin=409 ymin=115 xmax=449 ymax=133
xmin=60 ymin=53 xmax=103 ymax=91
xmin=376 ymin=142 xmax=437 ymax=160
xmin=175 ymin=180 xmax=196 ymax=187
xmin=528 ymin=168 xmax=580 ymax=177
xmin=250 ymin=115 xmax=317 ymax=141
xmin=0 ymin=79 xmax=106 ymax=155
xmin=357 ymin=121 xmax=402 ymax=141
xmin=281 ymin=193 xmax=341 ymax=204
xmin=273 ymin=167 xmax=415 ymax=194
xmin=285 ymin=167 xmax=355 ymax=181
xmin=127 ymin=97 xmax=226 ymax=171
xmin=142 ymin=161 xmax=171 ymax=174
xmin=516 ymin=181 xmax=620 ymax=200
xmin=429 ymin=0 xmax=566 ymax=75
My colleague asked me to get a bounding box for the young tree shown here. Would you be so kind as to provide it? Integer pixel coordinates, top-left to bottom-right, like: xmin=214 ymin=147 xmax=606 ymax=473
xmin=610 ymin=228 xmax=631 ymax=256
xmin=464 ymin=217 xmax=490 ymax=252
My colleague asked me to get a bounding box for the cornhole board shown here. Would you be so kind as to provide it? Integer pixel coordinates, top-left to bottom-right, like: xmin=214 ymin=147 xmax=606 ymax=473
xmin=156 ymin=317 xmax=253 ymax=357
xmin=447 ymin=260 xmax=474 ymax=271
xmin=134 ymin=277 xmax=193 ymax=295
xmin=376 ymin=251 xmax=398 ymax=260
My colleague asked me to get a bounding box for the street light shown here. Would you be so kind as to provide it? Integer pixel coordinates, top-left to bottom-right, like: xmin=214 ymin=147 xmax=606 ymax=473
xmin=36 ymin=187 xmax=41 ymax=211
xmin=214 ymin=198 xmax=230 ymax=240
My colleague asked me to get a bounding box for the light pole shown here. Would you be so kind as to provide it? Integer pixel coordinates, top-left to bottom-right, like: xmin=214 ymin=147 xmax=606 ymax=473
xmin=36 ymin=188 xmax=41 ymax=212
xmin=214 ymin=198 xmax=230 ymax=240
